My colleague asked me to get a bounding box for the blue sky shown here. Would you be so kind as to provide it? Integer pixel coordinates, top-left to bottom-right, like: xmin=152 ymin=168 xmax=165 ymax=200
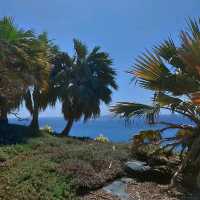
xmin=1 ymin=0 xmax=200 ymax=117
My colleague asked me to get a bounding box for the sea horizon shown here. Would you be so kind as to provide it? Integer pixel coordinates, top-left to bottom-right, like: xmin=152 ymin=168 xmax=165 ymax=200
xmin=9 ymin=114 xmax=193 ymax=142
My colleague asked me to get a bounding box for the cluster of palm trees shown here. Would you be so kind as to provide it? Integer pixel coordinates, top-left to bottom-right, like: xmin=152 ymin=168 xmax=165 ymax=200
xmin=0 ymin=17 xmax=117 ymax=135
xmin=2 ymin=15 xmax=200 ymax=189
xmin=111 ymin=18 xmax=200 ymax=189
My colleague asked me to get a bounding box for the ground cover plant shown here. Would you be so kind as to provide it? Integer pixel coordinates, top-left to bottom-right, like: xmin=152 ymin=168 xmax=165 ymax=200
xmin=0 ymin=127 xmax=130 ymax=199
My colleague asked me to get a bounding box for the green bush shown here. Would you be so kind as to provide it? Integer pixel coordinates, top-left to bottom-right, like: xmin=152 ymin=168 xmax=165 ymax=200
xmin=41 ymin=125 xmax=54 ymax=135
xmin=95 ymin=134 xmax=109 ymax=143
xmin=0 ymin=148 xmax=11 ymax=161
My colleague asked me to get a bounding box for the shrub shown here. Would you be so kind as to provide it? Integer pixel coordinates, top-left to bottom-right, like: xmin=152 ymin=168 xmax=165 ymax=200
xmin=132 ymin=130 xmax=161 ymax=146
xmin=41 ymin=125 xmax=54 ymax=135
xmin=0 ymin=150 xmax=8 ymax=162
xmin=131 ymin=130 xmax=167 ymax=160
xmin=95 ymin=134 xmax=109 ymax=143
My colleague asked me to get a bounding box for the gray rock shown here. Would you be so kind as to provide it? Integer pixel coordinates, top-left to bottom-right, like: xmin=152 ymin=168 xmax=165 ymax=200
xmin=121 ymin=177 xmax=136 ymax=184
xmin=103 ymin=178 xmax=135 ymax=200
xmin=125 ymin=160 xmax=151 ymax=173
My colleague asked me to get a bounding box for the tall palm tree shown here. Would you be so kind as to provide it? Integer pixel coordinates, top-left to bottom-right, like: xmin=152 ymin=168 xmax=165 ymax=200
xmin=24 ymin=32 xmax=58 ymax=129
xmin=53 ymin=39 xmax=117 ymax=136
xmin=111 ymin=18 xmax=200 ymax=189
xmin=0 ymin=17 xmax=36 ymax=123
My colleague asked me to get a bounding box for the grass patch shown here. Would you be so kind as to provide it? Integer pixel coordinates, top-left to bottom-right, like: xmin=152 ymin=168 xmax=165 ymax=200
xmin=0 ymin=126 xmax=130 ymax=199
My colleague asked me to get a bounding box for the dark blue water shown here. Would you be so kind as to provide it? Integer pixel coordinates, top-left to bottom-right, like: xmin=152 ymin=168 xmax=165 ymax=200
xmin=9 ymin=115 xmax=193 ymax=142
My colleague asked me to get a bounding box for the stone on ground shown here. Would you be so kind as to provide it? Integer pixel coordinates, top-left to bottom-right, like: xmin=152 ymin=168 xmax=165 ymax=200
xmin=125 ymin=160 xmax=151 ymax=173
xmin=103 ymin=178 xmax=135 ymax=200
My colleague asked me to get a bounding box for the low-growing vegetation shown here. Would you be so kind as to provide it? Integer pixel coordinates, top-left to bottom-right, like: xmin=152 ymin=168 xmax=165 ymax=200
xmin=0 ymin=12 xmax=200 ymax=199
xmin=0 ymin=128 xmax=130 ymax=199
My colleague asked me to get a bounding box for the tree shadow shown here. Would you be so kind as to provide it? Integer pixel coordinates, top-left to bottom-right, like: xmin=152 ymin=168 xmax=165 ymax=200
xmin=0 ymin=123 xmax=39 ymax=145
xmin=175 ymin=187 xmax=200 ymax=200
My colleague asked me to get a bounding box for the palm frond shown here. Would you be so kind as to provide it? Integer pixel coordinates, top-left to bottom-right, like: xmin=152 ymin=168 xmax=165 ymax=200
xmin=154 ymin=92 xmax=182 ymax=108
xmin=110 ymin=102 xmax=160 ymax=124
xmin=131 ymin=49 xmax=200 ymax=95
xmin=179 ymin=32 xmax=200 ymax=77
xmin=186 ymin=17 xmax=200 ymax=40
xmin=53 ymin=40 xmax=117 ymax=124
xmin=131 ymin=50 xmax=171 ymax=91
xmin=178 ymin=18 xmax=200 ymax=79
xmin=73 ymin=39 xmax=88 ymax=61
xmin=154 ymin=38 xmax=185 ymax=69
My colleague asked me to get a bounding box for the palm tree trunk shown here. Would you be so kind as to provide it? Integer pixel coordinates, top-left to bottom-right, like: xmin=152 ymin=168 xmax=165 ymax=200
xmin=179 ymin=133 xmax=200 ymax=189
xmin=29 ymin=87 xmax=39 ymax=130
xmin=30 ymin=109 xmax=39 ymax=130
xmin=60 ymin=118 xmax=74 ymax=136
xmin=0 ymin=107 xmax=8 ymax=125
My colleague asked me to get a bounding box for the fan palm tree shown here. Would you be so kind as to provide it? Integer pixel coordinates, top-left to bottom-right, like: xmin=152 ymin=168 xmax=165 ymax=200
xmin=111 ymin=18 xmax=200 ymax=189
xmin=24 ymin=32 xmax=58 ymax=129
xmin=53 ymin=39 xmax=117 ymax=136
xmin=0 ymin=16 xmax=37 ymax=123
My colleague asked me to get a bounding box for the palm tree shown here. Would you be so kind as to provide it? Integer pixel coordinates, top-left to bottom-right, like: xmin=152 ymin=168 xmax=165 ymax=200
xmin=111 ymin=18 xmax=200 ymax=189
xmin=0 ymin=17 xmax=36 ymax=123
xmin=53 ymin=39 xmax=117 ymax=136
xmin=24 ymin=32 xmax=58 ymax=129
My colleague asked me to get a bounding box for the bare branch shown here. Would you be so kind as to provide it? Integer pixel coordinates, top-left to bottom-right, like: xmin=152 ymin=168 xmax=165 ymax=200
xmin=10 ymin=112 xmax=29 ymax=121
xmin=158 ymin=121 xmax=194 ymax=132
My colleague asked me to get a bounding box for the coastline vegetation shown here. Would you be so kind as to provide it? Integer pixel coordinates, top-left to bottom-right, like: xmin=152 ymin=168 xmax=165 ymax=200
xmin=111 ymin=18 xmax=200 ymax=190
xmin=0 ymin=129 xmax=130 ymax=199
xmin=0 ymin=16 xmax=117 ymax=136
xmin=0 ymin=15 xmax=200 ymax=199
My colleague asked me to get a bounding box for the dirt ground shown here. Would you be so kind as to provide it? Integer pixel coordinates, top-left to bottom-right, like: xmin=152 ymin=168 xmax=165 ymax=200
xmin=81 ymin=181 xmax=199 ymax=200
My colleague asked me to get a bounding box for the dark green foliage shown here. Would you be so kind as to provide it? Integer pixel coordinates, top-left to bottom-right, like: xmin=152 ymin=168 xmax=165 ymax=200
xmin=52 ymin=39 xmax=117 ymax=135
xmin=0 ymin=16 xmax=117 ymax=134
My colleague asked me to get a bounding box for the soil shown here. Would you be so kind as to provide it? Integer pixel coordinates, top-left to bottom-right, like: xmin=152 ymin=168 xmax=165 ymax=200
xmin=81 ymin=180 xmax=199 ymax=200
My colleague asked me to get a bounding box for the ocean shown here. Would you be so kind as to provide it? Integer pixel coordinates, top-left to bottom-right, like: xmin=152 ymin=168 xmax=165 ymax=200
xmin=9 ymin=115 xmax=193 ymax=142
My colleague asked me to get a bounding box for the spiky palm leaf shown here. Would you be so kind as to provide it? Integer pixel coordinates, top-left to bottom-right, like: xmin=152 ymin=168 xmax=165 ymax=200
xmin=132 ymin=50 xmax=200 ymax=95
xmin=111 ymin=18 xmax=200 ymax=157
xmin=23 ymin=32 xmax=58 ymax=127
xmin=154 ymin=38 xmax=186 ymax=70
xmin=154 ymin=92 xmax=182 ymax=107
xmin=177 ymin=18 xmax=200 ymax=104
xmin=110 ymin=102 xmax=160 ymax=124
xmin=0 ymin=17 xmax=37 ymax=114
